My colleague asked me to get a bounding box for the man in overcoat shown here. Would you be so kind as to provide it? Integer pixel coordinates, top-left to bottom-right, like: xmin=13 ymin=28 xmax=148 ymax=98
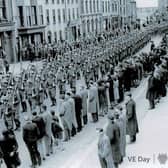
xmin=125 ymin=92 xmax=139 ymax=143
xmin=22 ymin=116 xmax=41 ymax=167
xmin=146 ymin=73 xmax=157 ymax=109
xmin=105 ymin=112 xmax=122 ymax=168
xmin=98 ymin=129 xmax=115 ymax=168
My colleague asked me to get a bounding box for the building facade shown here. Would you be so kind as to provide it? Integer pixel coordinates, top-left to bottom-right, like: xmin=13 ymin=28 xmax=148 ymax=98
xmin=102 ymin=0 xmax=120 ymax=31
xmin=1 ymin=0 xmax=137 ymax=61
xmin=80 ymin=0 xmax=102 ymax=37
xmin=0 ymin=0 xmax=17 ymax=62
xmin=126 ymin=0 xmax=137 ymax=24
xmin=16 ymin=0 xmax=46 ymax=47
xmin=43 ymin=0 xmax=80 ymax=43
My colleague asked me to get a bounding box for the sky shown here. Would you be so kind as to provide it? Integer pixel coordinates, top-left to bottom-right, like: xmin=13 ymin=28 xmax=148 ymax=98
xmin=135 ymin=0 xmax=158 ymax=8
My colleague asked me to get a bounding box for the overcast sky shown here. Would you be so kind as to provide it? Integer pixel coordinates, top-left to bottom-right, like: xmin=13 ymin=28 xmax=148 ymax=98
xmin=136 ymin=0 xmax=158 ymax=8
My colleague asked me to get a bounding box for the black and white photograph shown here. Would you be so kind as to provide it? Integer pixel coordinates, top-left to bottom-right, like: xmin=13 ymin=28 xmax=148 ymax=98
xmin=0 ymin=0 xmax=168 ymax=167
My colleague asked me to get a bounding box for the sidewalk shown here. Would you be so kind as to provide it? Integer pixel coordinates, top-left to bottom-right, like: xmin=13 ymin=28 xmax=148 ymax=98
xmin=120 ymin=94 xmax=168 ymax=168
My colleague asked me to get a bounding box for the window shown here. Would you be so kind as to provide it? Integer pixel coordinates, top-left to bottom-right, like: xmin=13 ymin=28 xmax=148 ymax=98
xmin=86 ymin=0 xmax=88 ymax=13
xmin=105 ymin=1 xmax=107 ymax=12
xmin=52 ymin=0 xmax=55 ymax=4
xmin=97 ymin=0 xmax=99 ymax=12
xmin=58 ymin=9 xmax=61 ymax=23
xmin=115 ymin=3 xmax=117 ymax=12
xmin=65 ymin=30 xmax=68 ymax=40
xmin=72 ymin=8 xmax=75 ymax=19
xmin=93 ymin=0 xmax=95 ymax=13
xmin=87 ymin=20 xmax=90 ymax=33
xmin=59 ymin=30 xmax=63 ymax=41
xmin=39 ymin=6 xmax=44 ymax=25
xmin=62 ymin=0 xmax=64 ymax=3
xmin=0 ymin=0 xmax=7 ymax=20
xmin=52 ymin=9 xmax=56 ymax=24
xmin=112 ymin=3 xmax=114 ymax=12
xmin=18 ymin=6 xmax=24 ymax=26
xmin=68 ymin=8 xmax=71 ymax=21
xmin=46 ymin=9 xmax=50 ymax=25
xmin=46 ymin=0 xmax=49 ymax=4
xmin=81 ymin=0 xmax=84 ymax=13
xmin=54 ymin=32 xmax=57 ymax=42
xmin=76 ymin=8 xmax=79 ymax=18
xmin=48 ymin=31 xmax=52 ymax=43
xmin=62 ymin=9 xmax=66 ymax=22
xmin=31 ymin=6 xmax=37 ymax=25
xmin=90 ymin=0 xmax=92 ymax=13
xmin=108 ymin=1 xmax=110 ymax=12
xmin=102 ymin=1 xmax=104 ymax=13
xmin=26 ymin=6 xmax=31 ymax=26
xmin=57 ymin=0 xmax=60 ymax=4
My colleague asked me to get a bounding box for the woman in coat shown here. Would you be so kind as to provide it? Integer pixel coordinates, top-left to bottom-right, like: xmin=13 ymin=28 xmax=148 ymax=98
xmin=113 ymin=77 xmax=119 ymax=104
xmin=59 ymin=95 xmax=73 ymax=141
xmin=79 ymin=86 xmax=88 ymax=125
xmin=98 ymin=129 xmax=115 ymax=168
xmin=88 ymin=82 xmax=99 ymax=122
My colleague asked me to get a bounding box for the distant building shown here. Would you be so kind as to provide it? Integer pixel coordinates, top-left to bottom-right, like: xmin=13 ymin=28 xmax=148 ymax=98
xmin=158 ymin=0 xmax=168 ymax=10
xmin=126 ymin=0 xmax=137 ymax=24
xmin=137 ymin=7 xmax=157 ymax=23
